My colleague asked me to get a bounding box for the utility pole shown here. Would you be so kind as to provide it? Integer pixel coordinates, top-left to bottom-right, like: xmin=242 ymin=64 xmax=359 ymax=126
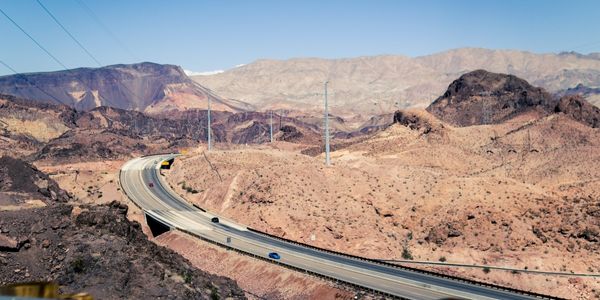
xmin=207 ymin=95 xmax=212 ymax=151
xmin=279 ymin=112 xmax=282 ymax=130
xmin=269 ymin=110 xmax=274 ymax=143
xmin=324 ymin=81 xmax=331 ymax=166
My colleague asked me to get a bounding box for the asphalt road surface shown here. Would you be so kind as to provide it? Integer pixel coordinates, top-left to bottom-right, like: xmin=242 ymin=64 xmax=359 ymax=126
xmin=120 ymin=154 xmax=544 ymax=300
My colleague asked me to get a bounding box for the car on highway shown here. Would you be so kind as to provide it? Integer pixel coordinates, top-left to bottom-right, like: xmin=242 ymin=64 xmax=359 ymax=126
xmin=268 ymin=252 xmax=280 ymax=260
xmin=211 ymin=217 xmax=219 ymax=223
xmin=148 ymin=182 xmax=154 ymax=188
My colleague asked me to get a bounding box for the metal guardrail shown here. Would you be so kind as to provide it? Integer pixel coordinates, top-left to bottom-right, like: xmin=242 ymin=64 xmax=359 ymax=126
xmin=379 ymin=260 xmax=600 ymax=278
xmin=244 ymin=228 xmax=561 ymax=300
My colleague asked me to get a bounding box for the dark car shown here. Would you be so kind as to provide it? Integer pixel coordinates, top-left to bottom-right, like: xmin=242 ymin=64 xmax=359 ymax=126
xmin=268 ymin=252 xmax=280 ymax=260
xmin=148 ymin=182 xmax=154 ymax=188
xmin=211 ymin=217 xmax=219 ymax=223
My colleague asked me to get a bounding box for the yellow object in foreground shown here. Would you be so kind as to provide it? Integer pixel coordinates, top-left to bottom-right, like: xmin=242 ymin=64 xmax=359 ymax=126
xmin=0 ymin=282 xmax=92 ymax=300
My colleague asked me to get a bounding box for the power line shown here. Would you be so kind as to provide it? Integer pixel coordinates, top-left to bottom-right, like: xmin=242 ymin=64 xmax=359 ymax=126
xmin=324 ymin=81 xmax=331 ymax=166
xmin=35 ymin=0 xmax=144 ymax=110
xmin=0 ymin=5 xmax=122 ymax=109
xmin=0 ymin=7 xmax=70 ymax=70
xmin=0 ymin=59 xmax=65 ymax=106
xmin=35 ymin=0 xmax=102 ymax=66
xmin=75 ymin=0 xmax=139 ymax=62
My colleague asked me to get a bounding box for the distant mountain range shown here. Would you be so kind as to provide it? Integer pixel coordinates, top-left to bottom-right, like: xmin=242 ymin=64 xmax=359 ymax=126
xmin=0 ymin=62 xmax=253 ymax=113
xmin=1 ymin=48 xmax=599 ymax=129
xmin=191 ymin=48 xmax=600 ymax=118
xmin=557 ymin=83 xmax=600 ymax=107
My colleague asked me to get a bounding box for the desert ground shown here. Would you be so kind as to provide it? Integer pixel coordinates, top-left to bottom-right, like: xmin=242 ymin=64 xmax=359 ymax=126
xmin=164 ymin=111 xmax=600 ymax=299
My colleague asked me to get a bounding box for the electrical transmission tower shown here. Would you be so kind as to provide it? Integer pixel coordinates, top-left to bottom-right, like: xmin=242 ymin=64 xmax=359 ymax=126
xmin=270 ymin=110 xmax=274 ymax=143
xmin=207 ymin=95 xmax=212 ymax=151
xmin=324 ymin=81 xmax=331 ymax=166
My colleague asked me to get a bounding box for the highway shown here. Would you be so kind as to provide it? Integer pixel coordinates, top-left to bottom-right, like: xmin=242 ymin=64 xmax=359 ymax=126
xmin=120 ymin=154 xmax=546 ymax=300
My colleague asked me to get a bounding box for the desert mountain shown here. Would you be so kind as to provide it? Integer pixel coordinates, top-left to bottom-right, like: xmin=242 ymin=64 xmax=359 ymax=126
xmin=192 ymin=48 xmax=600 ymax=120
xmin=427 ymin=70 xmax=557 ymax=126
xmin=0 ymin=62 xmax=253 ymax=113
xmin=427 ymin=70 xmax=600 ymax=128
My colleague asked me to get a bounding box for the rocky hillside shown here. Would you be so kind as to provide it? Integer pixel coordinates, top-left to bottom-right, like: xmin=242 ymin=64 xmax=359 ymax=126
xmin=0 ymin=94 xmax=79 ymax=157
xmin=165 ymin=109 xmax=600 ymax=298
xmin=0 ymin=157 xmax=245 ymax=299
xmin=555 ymin=95 xmax=600 ymax=128
xmin=427 ymin=70 xmax=600 ymax=128
xmin=0 ymin=62 xmax=252 ymax=113
xmin=0 ymin=94 xmax=320 ymax=161
xmin=558 ymin=84 xmax=600 ymax=107
xmin=426 ymin=70 xmax=557 ymax=126
xmin=192 ymin=48 xmax=600 ymax=120
xmin=37 ymin=107 xmax=321 ymax=162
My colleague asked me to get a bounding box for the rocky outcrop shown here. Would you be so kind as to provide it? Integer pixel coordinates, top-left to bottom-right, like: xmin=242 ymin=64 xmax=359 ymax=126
xmin=0 ymin=202 xmax=245 ymax=299
xmin=393 ymin=110 xmax=433 ymax=133
xmin=279 ymin=125 xmax=304 ymax=141
xmin=554 ymin=95 xmax=600 ymax=128
xmin=427 ymin=70 xmax=557 ymax=126
xmin=0 ymin=157 xmax=245 ymax=299
xmin=0 ymin=156 xmax=70 ymax=203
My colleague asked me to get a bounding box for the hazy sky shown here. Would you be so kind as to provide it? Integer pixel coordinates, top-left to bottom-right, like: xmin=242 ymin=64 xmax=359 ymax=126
xmin=1 ymin=0 xmax=599 ymax=76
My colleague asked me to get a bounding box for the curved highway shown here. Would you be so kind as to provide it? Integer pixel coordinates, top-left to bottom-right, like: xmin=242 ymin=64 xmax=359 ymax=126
xmin=120 ymin=154 xmax=545 ymax=300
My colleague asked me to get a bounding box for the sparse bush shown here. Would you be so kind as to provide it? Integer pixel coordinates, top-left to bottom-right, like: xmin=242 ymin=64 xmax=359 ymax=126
xmin=402 ymin=247 xmax=413 ymax=260
xmin=71 ymin=257 xmax=86 ymax=273
xmin=439 ymin=256 xmax=446 ymax=262
xmin=210 ymin=286 xmax=219 ymax=300
xmin=182 ymin=270 xmax=193 ymax=284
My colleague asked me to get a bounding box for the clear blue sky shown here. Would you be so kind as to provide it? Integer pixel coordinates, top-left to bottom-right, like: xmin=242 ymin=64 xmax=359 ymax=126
xmin=1 ymin=0 xmax=599 ymax=76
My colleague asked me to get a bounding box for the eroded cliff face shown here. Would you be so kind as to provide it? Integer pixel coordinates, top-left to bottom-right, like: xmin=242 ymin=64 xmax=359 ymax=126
xmin=0 ymin=62 xmax=250 ymax=113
